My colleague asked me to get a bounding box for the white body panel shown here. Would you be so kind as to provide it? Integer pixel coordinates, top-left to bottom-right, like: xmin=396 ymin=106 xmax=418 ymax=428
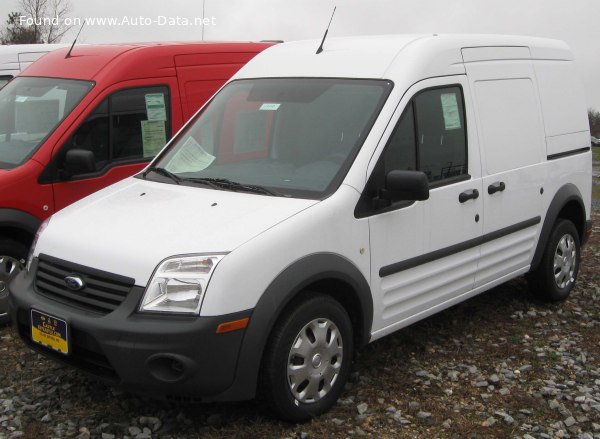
xmin=35 ymin=177 xmax=318 ymax=287
xmin=203 ymin=185 xmax=369 ymax=316
xmin=462 ymin=48 xmax=546 ymax=287
xmin=367 ymin=76 xmax=483 ymax=333
xmin=31 ymin=34 xmax=592 ymax=340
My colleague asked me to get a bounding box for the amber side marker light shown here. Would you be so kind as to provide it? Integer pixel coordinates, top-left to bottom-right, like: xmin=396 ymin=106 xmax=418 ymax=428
xmin=216 ymin=317 xmax=250 ymax=334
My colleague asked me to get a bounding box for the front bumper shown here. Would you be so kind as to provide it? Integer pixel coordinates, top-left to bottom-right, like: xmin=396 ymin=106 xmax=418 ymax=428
xmin=9 ymin=258 xmax=251 ymax=401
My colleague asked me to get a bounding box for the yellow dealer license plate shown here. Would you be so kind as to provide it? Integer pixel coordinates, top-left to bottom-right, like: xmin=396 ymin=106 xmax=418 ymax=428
xmin=31 ymin=310 xmax=69 ymax=355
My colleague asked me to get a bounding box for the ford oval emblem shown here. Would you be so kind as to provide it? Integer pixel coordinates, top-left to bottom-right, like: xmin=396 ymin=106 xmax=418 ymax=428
xmin=64 ymin=275 xmax=84 ymax=291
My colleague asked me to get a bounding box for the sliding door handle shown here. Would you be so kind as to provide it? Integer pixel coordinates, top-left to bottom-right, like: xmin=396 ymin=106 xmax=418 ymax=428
xmin=459 ymin=189 xmax=479 ymax=203
xmin=488 ymin=181 xmax=506 ymax=195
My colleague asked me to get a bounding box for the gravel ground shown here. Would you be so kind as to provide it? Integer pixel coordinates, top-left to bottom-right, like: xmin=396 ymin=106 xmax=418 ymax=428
xmin=1 ymin=211 xmax=599 ymax=439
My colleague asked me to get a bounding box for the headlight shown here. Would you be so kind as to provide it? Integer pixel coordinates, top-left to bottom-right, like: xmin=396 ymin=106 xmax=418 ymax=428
xmin=139 ymin=254 xmax=225 ymax=314
xmin=26 ymin=216 xmax=51 ymax=273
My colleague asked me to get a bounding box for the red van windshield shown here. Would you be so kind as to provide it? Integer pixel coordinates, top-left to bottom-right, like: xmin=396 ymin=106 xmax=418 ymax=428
xmin=0 ymin=77 xmax=93 ymax=169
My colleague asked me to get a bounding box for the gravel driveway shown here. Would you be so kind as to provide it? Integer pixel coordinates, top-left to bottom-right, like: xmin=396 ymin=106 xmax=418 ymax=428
xmin=1 ymin=212 xmax=599 ymax=439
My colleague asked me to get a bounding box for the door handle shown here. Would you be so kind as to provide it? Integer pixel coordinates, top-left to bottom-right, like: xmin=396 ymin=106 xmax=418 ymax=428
xmin=459 ymin=189 xmax=479 ymax=203
xmin=487 ymin=181 xmax=506 ymax=195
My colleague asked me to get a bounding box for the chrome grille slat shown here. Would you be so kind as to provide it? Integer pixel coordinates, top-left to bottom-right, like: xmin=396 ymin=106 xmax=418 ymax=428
xmin=34 ymin=256 xmax=134 ymax=315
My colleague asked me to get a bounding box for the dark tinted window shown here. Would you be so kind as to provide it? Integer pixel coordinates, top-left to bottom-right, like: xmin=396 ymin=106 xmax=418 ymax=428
xmin=382 ymin=86 xmax=466 ymax=183
xmin=60 ymin=86 xmax=170 ymax=175
xmin=414 ymin=87 xmax=466 ymax=182
xmin=383 ymin=104 xmax=416 ymax=175
xmin=355 ymin=86 xmax=468 ymax=217
xmin=68 ymin=99 xmax=109 ymax=171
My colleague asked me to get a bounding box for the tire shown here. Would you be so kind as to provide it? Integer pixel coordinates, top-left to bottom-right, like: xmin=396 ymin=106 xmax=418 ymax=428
xmin=529 ymin=219 xmax=580 ymax=302
xmin=0 ymin=238 xmax=29 ymax=326
xmin=261 ymin=294 xmax=354 ymax=421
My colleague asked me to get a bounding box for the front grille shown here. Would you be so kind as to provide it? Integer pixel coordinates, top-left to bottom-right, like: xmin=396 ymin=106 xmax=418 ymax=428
xmin=34 ymin=254 xmax=135 ymax=315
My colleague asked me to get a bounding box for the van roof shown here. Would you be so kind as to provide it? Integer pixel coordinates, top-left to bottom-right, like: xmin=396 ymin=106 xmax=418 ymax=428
xmin=236 ymin=34 xmax=572 ymax=81
xmin=21 ymin=41 xmax=273 ymax=82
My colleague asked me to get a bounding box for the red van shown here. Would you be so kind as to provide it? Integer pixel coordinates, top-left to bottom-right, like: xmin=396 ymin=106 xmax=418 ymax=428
xmin=0 ymin=41 xmax=273 ymax=323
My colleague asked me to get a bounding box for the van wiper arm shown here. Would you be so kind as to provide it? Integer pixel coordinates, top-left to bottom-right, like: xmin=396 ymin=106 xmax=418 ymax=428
xmin=143 ymin=167 xmax=182 ymax=185
xmin=187 ymin=177 xmax=277 ymax=196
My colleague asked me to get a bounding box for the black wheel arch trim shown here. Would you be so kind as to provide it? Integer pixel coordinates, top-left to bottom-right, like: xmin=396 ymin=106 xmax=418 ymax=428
xmin=216 ymin=252 xmax=373 ymax=402
xmin=0 ymin=208 xmax=41 ymax=236
xmin=530 ymin=183 xmax=586 ymax=272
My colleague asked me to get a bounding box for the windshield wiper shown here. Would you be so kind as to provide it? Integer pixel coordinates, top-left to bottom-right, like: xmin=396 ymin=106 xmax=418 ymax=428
xmin=185 ymin=177 xmax=277 ymax=196
xmin=143 ymin=167 xmax=182 ymax=185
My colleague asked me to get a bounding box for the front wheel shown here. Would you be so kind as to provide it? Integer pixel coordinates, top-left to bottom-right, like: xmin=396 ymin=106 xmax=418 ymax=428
xmin=261 ymin=294 xmax=353 ymax=421
xmin=529 ymin=219 xmax=580 ymax=302
xmin=0 ymin=238 xmax=29 ymax=325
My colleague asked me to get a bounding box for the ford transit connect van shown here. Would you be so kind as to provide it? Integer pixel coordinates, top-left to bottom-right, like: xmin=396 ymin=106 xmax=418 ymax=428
xmin=0 ymin=41 xmax=273 ymax=324
xmin=0 ymin=44 xmax=68 ymax=88
xmin=10 ymin=35 xmax=592 ymax=420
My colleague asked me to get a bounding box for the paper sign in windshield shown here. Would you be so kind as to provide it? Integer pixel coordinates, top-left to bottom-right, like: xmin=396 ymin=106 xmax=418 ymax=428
xmin=145 ymin=93 xmax=167 ymax=121
xmin=166 ymin=136 xmax=215 ymax=173
xmin=260 ymin=103 xmax=281 ymax=111
xmin=141 ymin=120 xmax=167 ymax=158
xmin=441 ymin=93 xmax=461 ymax=130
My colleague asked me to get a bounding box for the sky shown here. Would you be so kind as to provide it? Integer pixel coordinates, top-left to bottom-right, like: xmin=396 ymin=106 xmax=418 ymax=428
xmin=1 ymin=0 xmax=599 ymax=110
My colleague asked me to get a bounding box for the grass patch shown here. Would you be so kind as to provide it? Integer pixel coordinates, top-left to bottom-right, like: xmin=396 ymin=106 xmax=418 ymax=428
xmin=593 ymin=146 xmax=600 ymax=162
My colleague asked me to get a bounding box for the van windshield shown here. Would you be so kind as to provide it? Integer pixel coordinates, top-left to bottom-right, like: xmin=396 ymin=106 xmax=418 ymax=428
xmin=0 ymin=77 xmax=93 ymax=169
xmin=147 ymin=78 xmax=392 ymax=199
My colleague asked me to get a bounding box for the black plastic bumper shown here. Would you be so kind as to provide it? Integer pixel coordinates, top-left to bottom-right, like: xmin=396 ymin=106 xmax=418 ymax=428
xmin=9 ymin=259 xmax=252 ymax=401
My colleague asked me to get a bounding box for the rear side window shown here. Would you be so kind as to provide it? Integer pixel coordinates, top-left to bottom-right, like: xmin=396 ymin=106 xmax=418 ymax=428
xmin=55 ymin=86 xmax=170 ymax=177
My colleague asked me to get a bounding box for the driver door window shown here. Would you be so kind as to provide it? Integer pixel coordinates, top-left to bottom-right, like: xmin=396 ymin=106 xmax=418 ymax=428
xmin=384 ymin=86 xmax=467 ymax=184
xmin=57 ymin=85 xmax=170 ymax=178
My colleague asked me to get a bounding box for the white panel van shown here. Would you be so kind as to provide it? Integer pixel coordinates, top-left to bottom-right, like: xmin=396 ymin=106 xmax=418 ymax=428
xmin=0 ymin=44 xmax=68 ymax=88
xmin=9 ymin=35 xmax=592 ymax=421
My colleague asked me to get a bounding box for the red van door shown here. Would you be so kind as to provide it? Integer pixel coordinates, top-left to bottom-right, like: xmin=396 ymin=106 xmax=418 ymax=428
xmin=47 ymin=79 xmax=184 ymax=211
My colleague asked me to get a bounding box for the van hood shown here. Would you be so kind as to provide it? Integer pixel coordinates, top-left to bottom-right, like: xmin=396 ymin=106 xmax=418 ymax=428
xmin=35 ymin=178 xmax=318 ymax=285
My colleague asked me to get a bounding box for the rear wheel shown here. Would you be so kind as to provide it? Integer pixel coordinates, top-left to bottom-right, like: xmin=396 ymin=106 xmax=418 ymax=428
xmin=261 ymin=294 xmax=353 ymax=421
xmin=529 ymin=219 xmax=580 ymax=302
xmin=0 ymin=238 xmax=28 ymax=325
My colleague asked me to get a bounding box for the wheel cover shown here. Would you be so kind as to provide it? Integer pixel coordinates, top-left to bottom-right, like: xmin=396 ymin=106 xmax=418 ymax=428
xmin=553 ymin=233 xmax=576 ymax=289
xmin=0 ymin=255 xmax=24 ymax=296
xmin=287 ymin=318 xmax=344 ymax=403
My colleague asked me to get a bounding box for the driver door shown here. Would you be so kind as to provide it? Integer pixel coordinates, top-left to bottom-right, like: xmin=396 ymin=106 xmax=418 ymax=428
xmin=363 ymin=78 xmax=484 ymax=337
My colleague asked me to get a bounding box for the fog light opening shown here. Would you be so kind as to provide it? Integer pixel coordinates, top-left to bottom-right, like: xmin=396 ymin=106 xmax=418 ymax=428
xmin=146 ymin=354 xmax=195 ymax=383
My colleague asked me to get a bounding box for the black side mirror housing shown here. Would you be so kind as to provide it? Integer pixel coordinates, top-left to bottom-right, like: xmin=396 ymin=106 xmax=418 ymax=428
xmin=383 ymin=170 xmax=430 ymax=202
xmin=64 ymin=149 xmax=96 ymax=177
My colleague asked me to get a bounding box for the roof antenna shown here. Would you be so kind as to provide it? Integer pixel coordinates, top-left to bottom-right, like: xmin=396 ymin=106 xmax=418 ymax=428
xmin=65 ymin=21 xmax=85 ymax=59
xmin=316 ymin=6 xmax=336 ymax=55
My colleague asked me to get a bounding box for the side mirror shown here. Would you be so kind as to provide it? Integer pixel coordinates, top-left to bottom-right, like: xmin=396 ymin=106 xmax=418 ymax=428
xmin=383 ymin=170 xmax=429 ymax=202
xmin=64 ymin=149 xmax=96 ymax=176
